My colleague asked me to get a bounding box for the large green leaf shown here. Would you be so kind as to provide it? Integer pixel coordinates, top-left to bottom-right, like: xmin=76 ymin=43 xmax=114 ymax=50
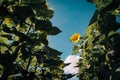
xmin=32 ymin=19 xmax=52 ymax=31
xmin=47 ymin=26 xmax=62 ymax=35
xmin=47 ymin=46 xmax=62 ymax=56
xmin=14 ymin=6 xmax=35 ymax=24
xmin=0 ymin=36 xmax=8 ymax=44
xmin=14 ymin=6 xmax=34 ymax=17
xmin=0 ymin=46 xmax=8 ymax=53
xmin=36 ymin=32 xmax=48 ymax=46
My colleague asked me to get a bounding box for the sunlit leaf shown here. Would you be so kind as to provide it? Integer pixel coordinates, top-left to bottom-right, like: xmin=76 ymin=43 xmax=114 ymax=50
xmin=13 ymin=35 xmax=19 ymax=41
xmin=4 ymin=17 xmax=15 ymax=27
xmin=0 ymin=36 xmax=8 ymax=44
xmin=0 ymin=46 xmax=8 ymax=53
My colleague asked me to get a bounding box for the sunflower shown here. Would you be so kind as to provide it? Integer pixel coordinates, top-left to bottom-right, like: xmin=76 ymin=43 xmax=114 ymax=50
xmin=70 ymin=33 xmax=80 ymax=43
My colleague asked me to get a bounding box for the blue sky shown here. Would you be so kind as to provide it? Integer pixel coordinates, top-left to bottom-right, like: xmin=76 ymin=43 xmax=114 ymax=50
xmin=47 ymin=0 xmax=96 ymax=60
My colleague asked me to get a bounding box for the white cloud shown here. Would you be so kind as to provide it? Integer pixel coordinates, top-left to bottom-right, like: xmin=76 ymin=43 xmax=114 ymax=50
xmin=63 ymin=55 xmax=82 ymax=74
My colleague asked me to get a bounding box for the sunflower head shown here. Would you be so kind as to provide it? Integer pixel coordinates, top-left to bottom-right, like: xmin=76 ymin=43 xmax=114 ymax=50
xmin=70 ymin=33 xmax=81 ymax=43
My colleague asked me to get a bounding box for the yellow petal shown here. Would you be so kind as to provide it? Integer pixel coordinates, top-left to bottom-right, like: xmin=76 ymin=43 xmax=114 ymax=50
xmin=70 ymin=33 xmax=81 ymax=43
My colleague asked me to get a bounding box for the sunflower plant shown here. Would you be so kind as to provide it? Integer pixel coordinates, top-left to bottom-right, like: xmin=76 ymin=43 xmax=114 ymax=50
xmin=71 ymin=0 xmax=120 ymax=80
xmin=0 ymin=0 xmax=73 ymax=80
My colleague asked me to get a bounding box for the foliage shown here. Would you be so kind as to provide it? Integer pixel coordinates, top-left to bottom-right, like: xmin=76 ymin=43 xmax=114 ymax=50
xmin=0 ymin=0 xmax=73 ymax=80
xmin=72 ymin=0 xmax=120 ymax=80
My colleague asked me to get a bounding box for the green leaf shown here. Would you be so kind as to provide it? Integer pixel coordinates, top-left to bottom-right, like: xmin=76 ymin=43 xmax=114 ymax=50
xmin=0 ymin=45 xmax=8 ymax=53
xmin=2 ymin=25 xmax=13 ymax=33
xmin=42 ymin=38 xmax=48 ymax=46
xmin=43 ymin=9 xmax=54 ymax=19
xmin=11 ymin=41 xmax=20 ymax=46
xmin=108 ymin=31 xmax=117 ymax=37
xmin=21 ymin=43 xmax=32 ymax=60
xmin=1 ymin=34 xmax=12 ymax=40
xmin=0 ymin=31 xmax=13 ymax=42
xmin=45 ymin=67 xmax=50 ymax=72
xmin=0 ymin=64 xmax=3 ymax=75
xmin=37 ymin=32 xmax=48 ymax=46
xmin=31 ymin=5 xmax=54 ymax=19
xmin=0 ymin=0 xmax=3 ymax=5
xmin=33 ymin=19 xmax=52 ymax=31
xmin=0 ymin=36 xmax=8 ymax=44
xmin=87 ymin=0 xmax=112 ymax=9
xmin=14 ymin=6 xmax=35 ymax=17
xmin=72 ymin=45 xmax=80 ymax=54
xmin=45 ymin=59 xmax=63 ymax=66
xmin=47 ymin=46 xmax=62 ymax=56
xmin=21 ymin=0 xmax=32 ymax=3
xmin=14 ymin=6 xmax=35 ymax=23
xmin=47 ymin=27 xmax=62 ymax=35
